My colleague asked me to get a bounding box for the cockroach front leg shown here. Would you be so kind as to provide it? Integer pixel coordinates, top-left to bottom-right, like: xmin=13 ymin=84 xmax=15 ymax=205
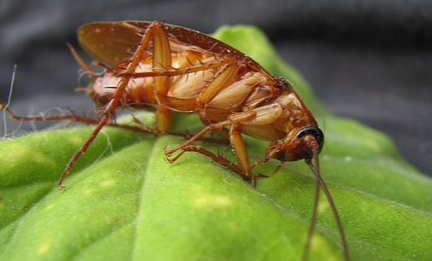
xmin=165 ymin=118 xmax=261 ymax=185
xmin=250 ymin=161 xmax=284 ymax=187
xmin=165 ymin=145 xmax=249 ymax=180
xmin=164 ymin=125 xmax=266 ymax=186
xmin=164 ymin=121 xmax=229 ymax=156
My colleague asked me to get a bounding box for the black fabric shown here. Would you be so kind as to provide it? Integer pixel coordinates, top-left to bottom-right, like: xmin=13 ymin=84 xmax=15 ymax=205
xmin=1 ymin=0 xmax=431 ymax=176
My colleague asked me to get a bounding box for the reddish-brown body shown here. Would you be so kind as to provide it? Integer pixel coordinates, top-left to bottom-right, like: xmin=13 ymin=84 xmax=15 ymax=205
xmin=79 ymin=21 xmax=322 ymax=164
xmin=91 ymin=53 xmax=316 ymax=141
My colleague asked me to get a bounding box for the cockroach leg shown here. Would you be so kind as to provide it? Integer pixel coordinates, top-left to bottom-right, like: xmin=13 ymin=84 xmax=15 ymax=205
xmin=164 ymin=142 xmax=282 ymax=188
xmin=250 ymin=141 xmax=280 ymax=169
xmin=129 ymin=114 xmax=159 ymax=133
xmin=164 ymin=121 xmax=229 ymax=156
xmin=251 ymin=174 xmax=268 ymax=187
xmin=228 ymin=124 xmax=251 ymax=178
xmin=0 ymin=104 xmax=158 ymax=135
xmin=56 ymin=21 xmax=158 ymax=189
xmin=0 ymin=103 xmax=230 ymax=146
xmin=165 ymin=110 xmax=256 ymax=159
xmin=251 ymin=161 xmax=284 ymax=187
xmin=165 ymin=110 xmax=259 ymax=179
xmin=197 ymin=63 xmax=237 ymax=108
xmin=195 ymin=63 xmax=238 ymax=123
xmin=164 ymin=147 xmax=187 ymax=164
xmin=166 ymin=115 xmax=262 ymax=183
xmin=155 ymin=106 xmax=172 ymax=133
xmin=1 ymin=105 xmax=98 ymax=125
xmin=152 ymin=22 xmax=173 ymax=133
xmin=165 ymin=145 xmax=249 ymax=180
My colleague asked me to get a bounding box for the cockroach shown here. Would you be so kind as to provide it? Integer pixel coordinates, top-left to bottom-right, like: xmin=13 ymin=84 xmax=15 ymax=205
xmin=1 ymin=21 xmax=349 ymax=261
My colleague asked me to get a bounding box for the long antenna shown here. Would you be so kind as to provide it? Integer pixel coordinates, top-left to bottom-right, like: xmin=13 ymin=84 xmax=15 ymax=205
xmin=301 ymin=158 xmax=320 ymax=261
xmin=67 ymin=43 xmax=96 ymax=80
xmin=309 ymin=150 xmax=350 ymax=261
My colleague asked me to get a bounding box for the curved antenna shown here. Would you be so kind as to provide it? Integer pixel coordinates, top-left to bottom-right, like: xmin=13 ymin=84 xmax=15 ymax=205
xmin=308 ymin=150 xmax=350 ymax=261
xmin=301 ymin=158 xmax=320 ymax=261
xmin=67 ymin=43 xmax=97 ymax=80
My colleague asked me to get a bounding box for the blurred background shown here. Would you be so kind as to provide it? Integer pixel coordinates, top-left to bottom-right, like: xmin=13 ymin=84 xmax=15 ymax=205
xmin=1 ymin=0 xmax=431 ymax=176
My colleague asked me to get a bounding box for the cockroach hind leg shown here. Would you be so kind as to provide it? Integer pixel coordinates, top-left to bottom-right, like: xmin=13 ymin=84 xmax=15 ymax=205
xmin=50 ymin=79 xmax=131 ymax=188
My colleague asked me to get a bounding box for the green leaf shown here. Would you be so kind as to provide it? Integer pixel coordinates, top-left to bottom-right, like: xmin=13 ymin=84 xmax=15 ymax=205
xmin=1 ymin=25 xmax=432 ymax=261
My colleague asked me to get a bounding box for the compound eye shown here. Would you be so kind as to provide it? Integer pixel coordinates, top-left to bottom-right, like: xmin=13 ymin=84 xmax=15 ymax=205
xmin=296 ymin=127 xmax=325 ymax=152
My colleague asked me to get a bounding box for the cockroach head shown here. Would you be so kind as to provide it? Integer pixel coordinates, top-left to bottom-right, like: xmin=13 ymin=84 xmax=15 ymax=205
xmin=268 ymin=127 xmax=324 ymax=162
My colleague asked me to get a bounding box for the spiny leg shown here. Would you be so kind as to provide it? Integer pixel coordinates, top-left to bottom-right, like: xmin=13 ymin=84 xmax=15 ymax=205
xmin=251 ymin=161 xmax=284 ymax=187
xmin=228 ymin=123 xmax=251 ymax=178
xmin=165 ymin=145 xmax=249 ymax=180
xmin=164 ymin=121 xmax=230 ymax=156
xmin=196 ymin=63 xmax=237 ymax=122
xmin=165 ymin=112 xmax=258 ymax=183
xmin=227 ymin=122 xmax=284 ymax=187
xmin=128 ymin=114 xmax=229 ymax=144
xmin=196 ymin=63 xmax=238 ymax=107
xmin=152 ymin=22 xmax=173 ymax=133
xmin=0 ymin=104 xmax=161 ymax=135
xmin=1 ymin=105 xmax=94 ymax=124
xmin=55 ymin=21 xmax=158 ymax=189
xmin=164 ymin=122 xmax=268 ymax=185
xmin=164 ymin=110 xmax=256 ymax=158
xmin=0 ymin=104 xmax=229 ymax=145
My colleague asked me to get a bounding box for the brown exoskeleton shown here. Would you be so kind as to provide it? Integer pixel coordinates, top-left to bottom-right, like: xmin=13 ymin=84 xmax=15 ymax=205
xmin=1 ymin=21 xmax=349 ymax=261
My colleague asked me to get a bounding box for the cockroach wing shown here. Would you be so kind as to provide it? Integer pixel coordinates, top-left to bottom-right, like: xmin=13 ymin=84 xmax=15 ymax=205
xmin=78 ymin=22 xmax=144 ymax=66
xmin=78 ymin=21 xmax=265 ymax=71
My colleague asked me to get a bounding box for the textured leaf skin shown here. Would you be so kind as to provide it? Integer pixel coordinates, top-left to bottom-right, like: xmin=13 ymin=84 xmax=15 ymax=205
xmin=1 ymin=25 xmax=432 ymax=261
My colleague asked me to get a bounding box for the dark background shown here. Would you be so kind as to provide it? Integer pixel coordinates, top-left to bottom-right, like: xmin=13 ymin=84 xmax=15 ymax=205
xmin=1 ymin=0 xmax=431 ymax=176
